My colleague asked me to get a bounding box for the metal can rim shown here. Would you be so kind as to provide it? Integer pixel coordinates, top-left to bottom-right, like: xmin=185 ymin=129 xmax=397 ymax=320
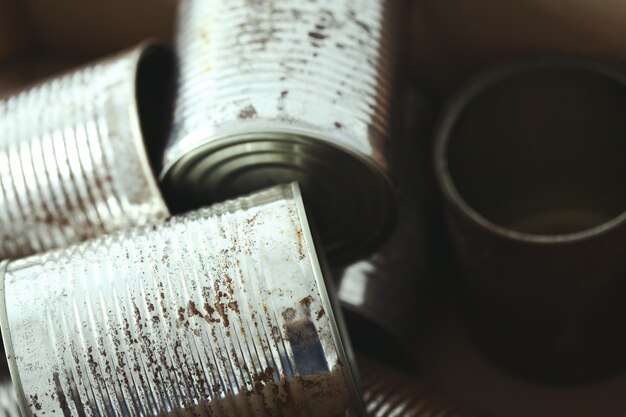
xmin=434 ymin=55 xmax=626 ymax=245
xmin=161 ymin=126 xmax=397 ymax=263
xmin=290 ymin=182 xmax=366 ymax=416
xmin=125 ymin=41 xmax=172 ymax=217
xmin=161 ymin=124 xmax=393 ymax=187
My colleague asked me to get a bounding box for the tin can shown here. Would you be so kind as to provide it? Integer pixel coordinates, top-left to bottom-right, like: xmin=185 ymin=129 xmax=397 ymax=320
xmin=0 ymin=43 xmax=173 ymax=260
xmin=434 ymin=57 xmax=626 ymax=382
xmin=335 ymin=91 xmax=436 ymax=367
xmin=161 ymin=0 xmax=402 ymax=264
xmin=358 ymin=356 xmax=491 ymax=417
xmin=0 ymin=183 xmax=364 ymax=417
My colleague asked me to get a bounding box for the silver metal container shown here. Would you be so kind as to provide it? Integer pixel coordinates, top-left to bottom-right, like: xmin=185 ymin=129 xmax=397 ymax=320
xmin=358 ymin=356 xmax=491 ymax=417
xmin=0 ymin=43 xmax=173 ymax=260
xmin=0 ymin=183 xmax=364 ymax=417
xmin=161 ymin=0 xmax=402 ymax=264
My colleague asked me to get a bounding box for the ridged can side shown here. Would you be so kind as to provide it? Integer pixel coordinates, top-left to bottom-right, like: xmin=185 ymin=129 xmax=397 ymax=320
xmin=0 ymin=43 xmax=171 ymax=260
xmin=359 ymin=357 xmax=491 ymax=417
xmin=162 ymin=0 xmax=401 ymax=263
xmin=1 ymin=183 xmax=364 ymax=416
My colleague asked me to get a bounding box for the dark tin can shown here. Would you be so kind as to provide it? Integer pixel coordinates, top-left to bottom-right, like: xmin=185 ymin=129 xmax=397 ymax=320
xmin=435 ymin=57 xmax=626 ymax=382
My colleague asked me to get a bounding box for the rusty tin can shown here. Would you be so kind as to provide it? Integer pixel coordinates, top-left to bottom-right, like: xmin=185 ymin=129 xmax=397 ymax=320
xmin=0 ymin=43 xmax=173 ymax=260
xmin=358 ymin=356 xmax=491 ymax=417
xmin=434 ymin=57 xmax=626 ymax=382
xmin=0 ymin=183 xmax=364 ymax=417
xmin=161 ymin=0 xmax=402 ymax=264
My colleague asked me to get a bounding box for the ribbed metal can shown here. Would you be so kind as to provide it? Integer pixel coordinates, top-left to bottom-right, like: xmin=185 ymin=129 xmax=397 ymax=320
xmin=161 ymin=0 xmax=402 ymax=264
xmin=0 ymin=42 xmax=172 ymax=260
xmin=0 ymin=183 xmax=364 ymax=417
xmin=359 ymin=356 xmax=491 ymax=417
xmin=0 ymin=380 xmax=18 ymax=417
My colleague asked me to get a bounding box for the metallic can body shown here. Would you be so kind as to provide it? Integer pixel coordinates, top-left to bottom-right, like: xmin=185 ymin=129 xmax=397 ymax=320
xmin=434 ymin=57 xmax=626 ymax=382
xmin=162 ymin=0 xmax=400 ymax=263
xmin=0 ymin=43 xmax=171 ymax=260
xmin=0 ymin=183 xmax=364 ymax=417
xmin=359 ymin=356 xmax=490 ymax=417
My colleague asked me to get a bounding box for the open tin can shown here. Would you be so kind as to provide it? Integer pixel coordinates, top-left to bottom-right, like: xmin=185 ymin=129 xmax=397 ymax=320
xmin=435 ymin=57 xmax=626 ymax=382
xmin=0 ymin=42 xmax=172 ymax=259
xmin=161 ymin=0 xmax=402 ymax=264
xmin=0 ymin=183 xmax=364 ymax=416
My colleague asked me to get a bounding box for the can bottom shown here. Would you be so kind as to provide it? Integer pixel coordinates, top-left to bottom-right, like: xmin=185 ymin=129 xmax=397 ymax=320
xmin=162 ymin=133 xmax=396 ymax=264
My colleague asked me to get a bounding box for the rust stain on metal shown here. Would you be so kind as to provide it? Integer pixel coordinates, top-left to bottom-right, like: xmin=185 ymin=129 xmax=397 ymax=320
xmin=308 ymin=31 xmax=327 ymax=40
xmin=282 ymin=308 xmax=297 ymax=321
xmin=299 ymin=295 xmax=313 ymax=308
xmin=238 ymin=104 xmax=258 ymax=119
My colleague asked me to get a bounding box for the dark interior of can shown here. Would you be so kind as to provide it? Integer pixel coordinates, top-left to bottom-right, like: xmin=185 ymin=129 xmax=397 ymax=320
xmin=136 ymin=46 xmax=174 ymax=175
xmin=445 ymin=64 xmax=626 ymax=236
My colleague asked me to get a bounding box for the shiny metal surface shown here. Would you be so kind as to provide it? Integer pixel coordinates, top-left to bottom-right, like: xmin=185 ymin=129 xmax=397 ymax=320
xmin=0 ymin=43 xmax=172 ymax=260
xmin=0 ymin=183 xmax=364 ymax=417
xmin=434 ymin=57 xmax=626 ymax=382
xmin=0 ymin=380 xmax=18 ymax=417
xmin=162 ymin=0 xmax=401 ymax=264
xmin=359 ymin=356 xmax=490 ymax=417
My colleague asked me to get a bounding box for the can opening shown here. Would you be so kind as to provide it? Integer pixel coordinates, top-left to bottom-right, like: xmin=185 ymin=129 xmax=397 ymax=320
xmin=442 ymin=62 xmax=626 ymax=239
xmin=136 ymin=45 xmax=174 ymax=176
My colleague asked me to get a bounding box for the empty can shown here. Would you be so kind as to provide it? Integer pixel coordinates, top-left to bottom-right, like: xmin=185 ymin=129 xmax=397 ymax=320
xmin=435 ymin=57 xmax=626 ymax=382
xmin=0 ymin=42 xmax=173 ymax=259
xmin=161 ymin=0 xmax=402 ymax=264
xmin=358 ymin=356 xmax=491 ymax=417
xmin=0 ymin=183 xmax=364 ymax=416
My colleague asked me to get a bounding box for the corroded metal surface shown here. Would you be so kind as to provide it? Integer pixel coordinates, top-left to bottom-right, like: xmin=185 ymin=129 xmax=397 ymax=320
xmin=0 ymin=183 xmax=364 ymax=416
xmin=0 ymin=43 xmax=171 ymax=260
xmin=162 ymin=0 xmax=401 ymax=263
xmin=359 ymin=356 xmax=490 ymax=417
